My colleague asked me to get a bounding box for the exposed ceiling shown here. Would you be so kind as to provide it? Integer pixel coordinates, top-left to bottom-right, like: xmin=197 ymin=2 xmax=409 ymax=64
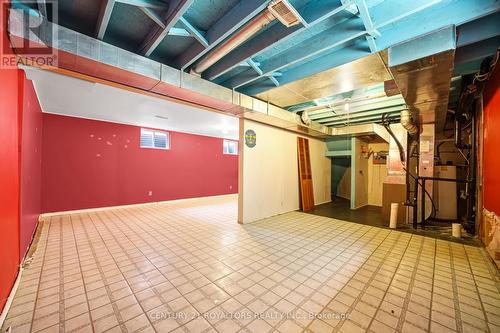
xmin=14 ymin=0 xmax=499 ymax=129
xmin=254 ymin=52 xmax=392 ymax=107
xmin=24 ymin=67 xmax=240 ymax=140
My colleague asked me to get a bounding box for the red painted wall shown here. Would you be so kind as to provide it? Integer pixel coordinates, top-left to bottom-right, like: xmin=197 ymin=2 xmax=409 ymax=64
xmin=483 ymin=66 xmax=500 ymax=214
xmin=19 ymin=74 xmax=43 ymax=259
xmin=0 ymin=1 xmax=21 ymax=313
xmin=42 ymin=114 xmax=238 ymax=212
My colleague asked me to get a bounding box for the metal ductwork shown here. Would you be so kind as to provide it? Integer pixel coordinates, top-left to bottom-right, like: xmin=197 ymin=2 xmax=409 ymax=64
xmin=330 ymin=123 xmax=390 ymax=143
xmin=386 ymin=25 xmax=456 ymax=130
xmin=382 ymin=26 xmax=456 ymax=223
xmin=191 ymin=0 xmax=301 ymax=75
xmin=8 ymin=9 xmax=329 ymax=139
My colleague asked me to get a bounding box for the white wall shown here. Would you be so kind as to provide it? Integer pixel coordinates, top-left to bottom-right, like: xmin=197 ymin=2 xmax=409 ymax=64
xmin=336 ymin=166 xmax=351 ymax=200
xmin=238 ymin=119 xmax=331 ymax=224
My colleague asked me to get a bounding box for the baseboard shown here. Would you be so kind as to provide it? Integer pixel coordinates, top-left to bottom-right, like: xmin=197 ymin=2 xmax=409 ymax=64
xmin=40 ymin=193 xmax=238 ymax=218
xmin=336 ymin=194 xmax=351 ymax=201
xmin=0 ymin=266 xmax=23 ymax=329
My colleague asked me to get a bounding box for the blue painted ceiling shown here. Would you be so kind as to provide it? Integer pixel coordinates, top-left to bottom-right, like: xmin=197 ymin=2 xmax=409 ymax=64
xmin=17 ymin=0 xmax=500 ymax=127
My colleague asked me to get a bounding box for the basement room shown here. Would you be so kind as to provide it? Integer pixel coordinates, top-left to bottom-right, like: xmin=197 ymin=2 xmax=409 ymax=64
xmin=1 ymin=0 xmax=499 ymax=333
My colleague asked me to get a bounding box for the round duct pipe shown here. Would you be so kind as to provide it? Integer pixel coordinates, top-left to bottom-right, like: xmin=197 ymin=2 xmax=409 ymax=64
xmin=190 ymin=10 xmax=276 ymax=75
xmin=401 ymin=109 xmax=418 ymax=136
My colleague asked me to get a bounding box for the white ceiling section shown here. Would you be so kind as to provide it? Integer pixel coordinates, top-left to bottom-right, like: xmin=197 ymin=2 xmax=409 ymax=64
xmin=23 ymin=67 xmax=239 ymax=140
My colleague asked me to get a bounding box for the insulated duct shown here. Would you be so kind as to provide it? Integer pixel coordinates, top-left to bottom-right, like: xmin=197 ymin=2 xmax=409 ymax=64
xmin=386 ymin=25 xmax=456 ymax=129
xmin=8 ymin=9 xmax=330 ymax=138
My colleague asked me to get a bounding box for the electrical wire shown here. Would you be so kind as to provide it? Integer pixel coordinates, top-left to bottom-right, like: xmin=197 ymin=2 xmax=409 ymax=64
xmin=473 ymin=46 xmax=499 ymax=83
xmin=380 ymin=113 xmax=438 ymax=220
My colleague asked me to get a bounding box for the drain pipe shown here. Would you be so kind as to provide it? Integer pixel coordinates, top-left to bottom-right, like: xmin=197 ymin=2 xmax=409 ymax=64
xmin=191 ymin=10 xmax=276 ymax=75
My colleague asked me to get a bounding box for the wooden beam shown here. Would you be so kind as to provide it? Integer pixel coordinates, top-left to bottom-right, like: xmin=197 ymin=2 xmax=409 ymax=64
xmin=139 ymin=0 xmax=194 ymax=56
xmin=95 ymin=0 xmax=116 ymax=40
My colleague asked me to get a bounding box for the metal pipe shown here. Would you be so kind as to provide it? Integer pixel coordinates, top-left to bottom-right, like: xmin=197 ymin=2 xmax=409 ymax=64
xmin=400 ymin=109 xmax=418 ymax=136
xmin=413 ymin=175 xmax=419 ymax=229
xmin=405 ymin=133 xmax=411 ymax=204
xmin=419 ymin=176 xmax=471 ymax=183
xmin=412 ymin=135 xmax=420 ymax=229
xmin=467 ymin=106 xmax=477 ymax=234
xmin=191 ymin=10 xmax=276 ymax=75
xmin=421 ymin=178 xmax=426 ymax=227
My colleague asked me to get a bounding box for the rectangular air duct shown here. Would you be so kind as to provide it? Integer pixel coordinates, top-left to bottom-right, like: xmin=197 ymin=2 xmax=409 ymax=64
xmin=8 ymin=10 xmax=330 ymax=139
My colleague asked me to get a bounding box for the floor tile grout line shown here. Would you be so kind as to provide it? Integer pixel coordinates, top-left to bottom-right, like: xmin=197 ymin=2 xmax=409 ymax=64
xmin=463 ymin=245 xmax=493 ymax=333
xmin=125 ymin=206 xmax=353 ymax=292
xmin=73 ymin=213 xmax=128 ymax=333
xmin=68 ymin=214 xmax=96 ymax=333
xmin=58 ymin=216 xmax=66 ymax=333
xmin=93 ymin=211 xmax=191 ymax=331
xmin=28 ymin=216 xmax=54 ymax=333
xmin=329 ymin=229 xmax=402 ymax=333
xmin=449 ymin=242 xmax=464 ymax=333
xmin=280 ymin=226 xmax=383 ymax=330
xmin=299 ymin=227 xmax=391 ymax=331
xmin=243 ymin=223 xmax=380 ymax=330
xmin=111 ymin=207 xmax=221 ymax=331
xmin=364 ymin=232 xmax=416 ymax=332
xmin=122 ymin=205 xmax=377 ymax=331
xmin=109 ymin=205 xmax=349 ymax=331
xmin=477 ymin=247 xmax=500 ymax=293
xmin=135 ymin=202 xmax=342 ymax=272
xmin=86 ymin=211 xmax=161 ymax=332
xmin=426 ymin=239 xmax=438 ymax=333
xmin=105 ymin=207 xmax=223 ymax=331
xmin=4 ymin=197 xmax=500 ymax=333
xmin=395 ymin=236 xmax=426 ymax=332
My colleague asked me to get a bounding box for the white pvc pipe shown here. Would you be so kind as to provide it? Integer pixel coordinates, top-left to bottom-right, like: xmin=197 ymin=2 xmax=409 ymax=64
xmin=452 ymin=223 xmax=461 ymax=238
xmin=390 ymin=203 xmax=398 ymax=229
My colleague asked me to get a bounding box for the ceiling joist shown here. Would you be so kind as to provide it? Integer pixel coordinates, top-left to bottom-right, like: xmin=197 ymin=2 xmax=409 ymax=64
xmin=95 ymin=0 xmax=116 ymax=39
xmin=139 ymin=0 xmax=195 ymax=56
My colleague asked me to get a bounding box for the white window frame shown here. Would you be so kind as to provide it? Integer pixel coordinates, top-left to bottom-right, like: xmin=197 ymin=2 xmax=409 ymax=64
xmin=223 ymin=139 xmax=238 ymax=155
xmin=140 ymin=128 xmax=170 ymax=150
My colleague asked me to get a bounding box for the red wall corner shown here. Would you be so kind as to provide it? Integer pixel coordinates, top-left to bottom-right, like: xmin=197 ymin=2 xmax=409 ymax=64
xmin=0 ymin=0 xmax=21 ymax=313
xmin=19 ymin=73 xmax=43 ymax=260
xmin=483 ymin=66 xmax=500 ymax=214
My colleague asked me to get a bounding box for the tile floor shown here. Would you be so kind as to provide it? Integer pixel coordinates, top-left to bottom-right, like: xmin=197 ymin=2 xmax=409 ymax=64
xmin=2 ymin=195 xmax=500 ymax=333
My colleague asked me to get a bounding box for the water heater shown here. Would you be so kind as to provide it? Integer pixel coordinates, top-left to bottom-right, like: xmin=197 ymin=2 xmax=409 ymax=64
xmin=434 ymin=165 xmax=458 ymax=220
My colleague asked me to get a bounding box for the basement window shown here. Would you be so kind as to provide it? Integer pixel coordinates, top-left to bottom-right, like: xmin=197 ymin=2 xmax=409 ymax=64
xmin=223 ymin=140 xmax=238 ymax=155
xmin=140 ymin=129 xmax=170 ymax=150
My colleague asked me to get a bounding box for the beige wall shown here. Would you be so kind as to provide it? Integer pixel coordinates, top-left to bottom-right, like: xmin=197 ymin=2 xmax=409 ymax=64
xmin=353 ymin=138 xmax=368 ymax=208
xmin=238 ymin=119 xmax=331 ymax=224
xmin=337 ymin=166 xmax=351 ymax=200
xmin=367 ymin=142 xmax=389 ymax=206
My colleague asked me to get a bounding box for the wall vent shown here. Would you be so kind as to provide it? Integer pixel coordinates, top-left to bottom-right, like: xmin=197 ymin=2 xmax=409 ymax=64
xmin=268 ymin=0 xmax=302 ymax=27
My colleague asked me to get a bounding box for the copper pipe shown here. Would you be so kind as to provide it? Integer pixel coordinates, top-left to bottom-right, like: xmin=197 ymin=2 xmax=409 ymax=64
xmin=191 ymin=10 xmax=276 ymax=75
